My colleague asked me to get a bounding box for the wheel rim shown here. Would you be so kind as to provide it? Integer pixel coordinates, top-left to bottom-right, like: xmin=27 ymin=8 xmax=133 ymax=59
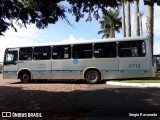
xmin=23 ymin=74 xmax=29 ymax=81
xmin=87 ymin=71 xmax=98 ymax=81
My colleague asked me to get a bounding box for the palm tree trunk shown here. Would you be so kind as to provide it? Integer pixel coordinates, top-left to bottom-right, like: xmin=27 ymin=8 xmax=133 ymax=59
xmin=146 ymin=4 xmax=154 ymax=64
xmin=134 ymin=0 xmax=140 ymax=36
xmin=126 ymin=1 xmax=131 ymax=37
xmin=121 ymin=0 xmax=126 ymax=37
xmin=109 ymin=27 xmax=115 ymax=38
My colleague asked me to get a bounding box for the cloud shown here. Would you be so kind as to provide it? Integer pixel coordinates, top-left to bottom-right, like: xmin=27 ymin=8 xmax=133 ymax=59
xmin=62 ymin=35 xmax=85 ymax=43
xmin=0 ymin=25 xmax=40 ymax=62
xmin=0 ymin=25 xmax=85 ymax=62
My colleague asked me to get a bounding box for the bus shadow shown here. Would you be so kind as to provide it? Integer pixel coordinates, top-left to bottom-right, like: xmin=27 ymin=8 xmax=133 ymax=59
xmin=0 ymin=85 xmax=160 ymax=119
xmin=11 ymin=79 xmax=88 ymax=84
xmin=11 ymin=79 xmax=107 ymax=84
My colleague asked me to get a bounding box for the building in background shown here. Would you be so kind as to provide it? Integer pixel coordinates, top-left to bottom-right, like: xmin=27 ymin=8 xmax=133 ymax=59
xmin=153 ymin=54 xmax=160 ymax=72
xmin=0 ymin=62 xmax=2 ymax=73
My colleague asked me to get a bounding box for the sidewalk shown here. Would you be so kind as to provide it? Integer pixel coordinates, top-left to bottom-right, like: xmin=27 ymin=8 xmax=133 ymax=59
xmin=106 ymin=81 xmax=160 ymax=88
xmin=74 ymin=84 xmax=160 ymax=120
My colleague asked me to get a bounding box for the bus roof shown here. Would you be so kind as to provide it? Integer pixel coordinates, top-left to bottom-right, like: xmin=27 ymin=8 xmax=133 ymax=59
xmin=6 ymin=36 xmax=148 ymax=49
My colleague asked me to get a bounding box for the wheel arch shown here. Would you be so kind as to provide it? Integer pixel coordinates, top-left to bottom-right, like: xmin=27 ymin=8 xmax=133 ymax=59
xmin=83 ymin=67 xmax=103 ymax=80
xmin=18 ymin=68 xmax=32 ymax=79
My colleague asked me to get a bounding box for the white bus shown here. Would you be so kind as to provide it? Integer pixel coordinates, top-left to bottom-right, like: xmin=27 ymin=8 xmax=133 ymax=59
xmin=2 ymin=36 xmax=154 ymax=84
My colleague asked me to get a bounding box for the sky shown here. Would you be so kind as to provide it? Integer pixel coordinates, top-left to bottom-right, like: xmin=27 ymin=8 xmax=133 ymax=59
xmin=0 ymin=1 xmax=160 ymax=62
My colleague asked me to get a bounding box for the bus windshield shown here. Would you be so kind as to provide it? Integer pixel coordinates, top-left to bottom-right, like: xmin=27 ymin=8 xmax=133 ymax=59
xmin=4 ymin=50 xmax=18 ymax=65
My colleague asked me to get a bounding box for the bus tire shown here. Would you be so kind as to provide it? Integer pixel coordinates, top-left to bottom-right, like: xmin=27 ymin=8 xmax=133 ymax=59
xmin=85 ymin=70 xmax=100 ymax=84
xmin=20 ymin=72 xmax=31 ymax=83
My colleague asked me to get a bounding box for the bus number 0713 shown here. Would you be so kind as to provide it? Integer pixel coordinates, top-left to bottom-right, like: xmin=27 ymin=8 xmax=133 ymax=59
xmin=129 ymin=64 xmax=140 ymax=68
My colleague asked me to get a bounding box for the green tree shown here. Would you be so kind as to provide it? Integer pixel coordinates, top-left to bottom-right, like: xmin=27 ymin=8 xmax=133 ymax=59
xmin=0 ymin=0 xmax=120 ymax=35
xmin=98 ymin=9 xmax=122 ymax=38
xmin=1 ymin=0 xmax=159 ymax=44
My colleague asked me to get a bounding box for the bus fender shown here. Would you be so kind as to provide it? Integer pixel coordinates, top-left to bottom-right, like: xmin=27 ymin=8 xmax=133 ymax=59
xmin=17 ymin=68 xmax=32 ymax=79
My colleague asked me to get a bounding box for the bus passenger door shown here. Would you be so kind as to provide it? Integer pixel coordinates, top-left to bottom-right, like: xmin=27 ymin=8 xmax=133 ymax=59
xmin=3 ymin=49 xmax=19 ymax=79
xmin=93 ymin=42 xmax=123 ymax=79
xmin=31 ymin=60 xmax=52 ymax=79
xmin=31 ymin=46 xmax=52 ymax=80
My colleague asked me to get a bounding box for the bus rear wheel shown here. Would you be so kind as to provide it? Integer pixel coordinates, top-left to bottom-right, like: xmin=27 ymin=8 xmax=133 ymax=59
xmin=20 ymin=72 xmax=31 ymax=83
xmin=85 ymin=70 xmax=100 ymax=84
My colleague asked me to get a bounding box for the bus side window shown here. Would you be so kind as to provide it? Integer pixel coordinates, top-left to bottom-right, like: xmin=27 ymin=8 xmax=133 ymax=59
xmin=118 ymin=41 xmax=146 ymax=57
xmin=19 ymin=47 xmax=32 ymax=61
xmin=52 ymin=45 xmax=71 ymax=59
xmin=94 ymin=42 xmax=116 ymax=58
xmin=72 ymin=44 xmax=93 ymax=59
xmin=34 ymin=46 xmax=51 ymax=60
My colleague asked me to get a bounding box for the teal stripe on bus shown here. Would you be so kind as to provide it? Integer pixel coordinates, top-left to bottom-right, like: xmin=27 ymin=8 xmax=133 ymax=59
xmin=3 ymin=70 xmax=18 ymax=73
xmin=4 ymin=69 xmax=150 ymax=73
xmin=31 ymin=70 xmax=82 ymax=72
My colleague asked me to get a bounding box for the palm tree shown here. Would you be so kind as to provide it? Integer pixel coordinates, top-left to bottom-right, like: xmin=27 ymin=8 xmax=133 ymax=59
xmin=121 ymin=0 xmax=126 ymax=37
xmin=98 ymin=9 xmax=122 ymax=38
xmin=120 ymin=0 xmax=134 ymax=37
xmin=145 ymin=2 xmax=154 ymax=64
xmin=126 ymin=0 xmax=131 ymax=37
xmin=134 ymin=0 xmax=140 ymax=36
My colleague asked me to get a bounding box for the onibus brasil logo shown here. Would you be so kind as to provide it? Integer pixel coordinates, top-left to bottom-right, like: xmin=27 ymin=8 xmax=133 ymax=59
xmin=2 ymin=112 xmax=42 ymax=118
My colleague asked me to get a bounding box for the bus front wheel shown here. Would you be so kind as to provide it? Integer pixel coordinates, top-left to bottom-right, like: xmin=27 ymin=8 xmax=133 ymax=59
xmin=85 ymin=70 xmax=100 ymax=84
xmin=20 ymin=72 xmax=31 ymax=83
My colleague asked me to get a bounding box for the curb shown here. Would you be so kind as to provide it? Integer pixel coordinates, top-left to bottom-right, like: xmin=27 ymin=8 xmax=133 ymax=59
xmin=106 ymin=81 xmax=160 ymax=88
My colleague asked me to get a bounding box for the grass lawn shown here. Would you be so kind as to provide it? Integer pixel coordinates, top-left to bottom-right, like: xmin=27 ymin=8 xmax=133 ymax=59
xmin=113 ymin=77 xmax=160 ymax=83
